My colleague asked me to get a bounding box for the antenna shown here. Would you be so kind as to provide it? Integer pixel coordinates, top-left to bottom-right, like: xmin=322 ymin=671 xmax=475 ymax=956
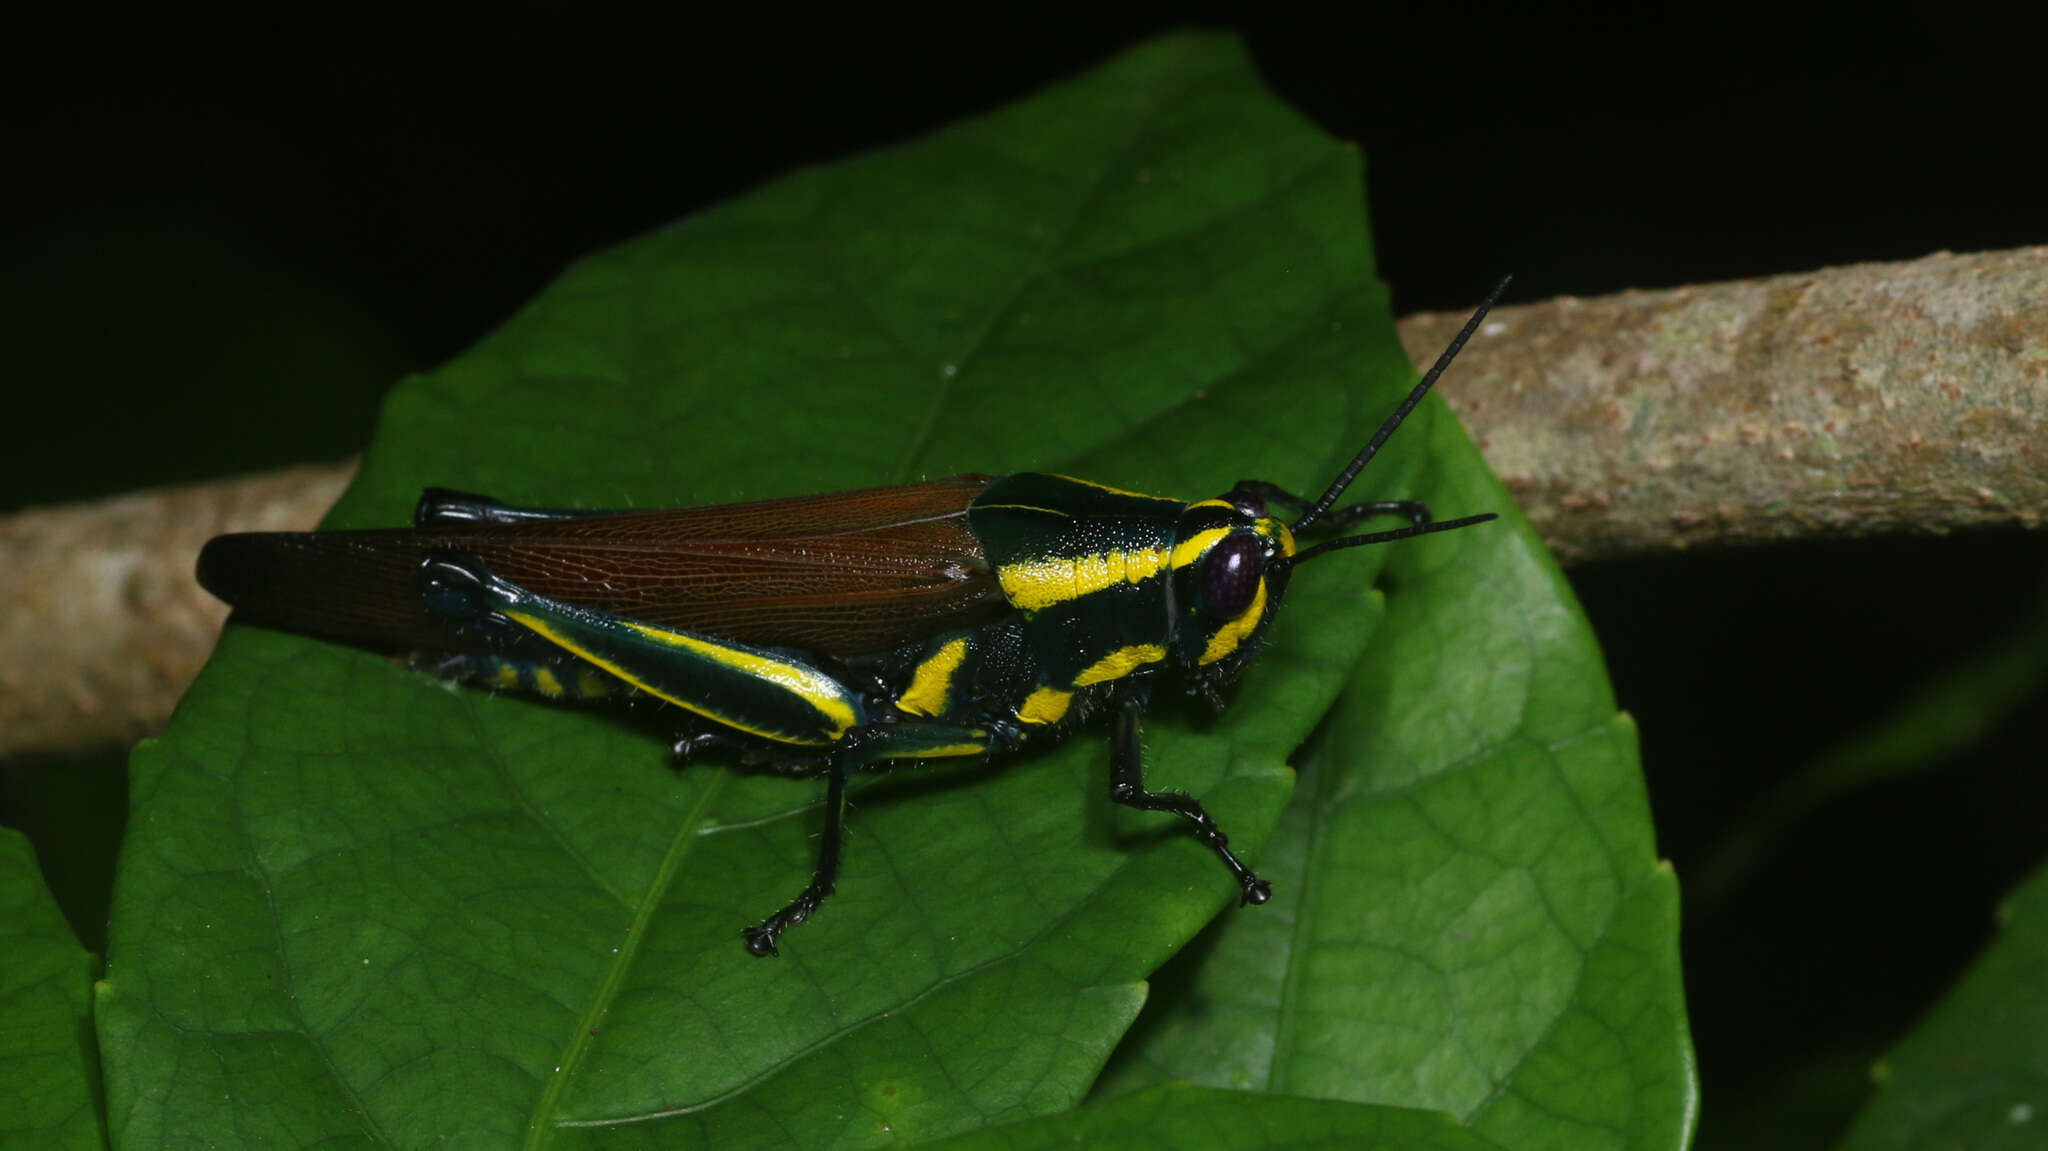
xmin=1291 ymin=275 xmax=1512 ymax=533
xmin=1289 ymin=513 xmax=1499 ymax=565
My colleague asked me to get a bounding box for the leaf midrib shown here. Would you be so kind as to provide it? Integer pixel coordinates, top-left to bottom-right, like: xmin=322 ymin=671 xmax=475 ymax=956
xmin=523 ymin=767 xmax=732 ymax=1148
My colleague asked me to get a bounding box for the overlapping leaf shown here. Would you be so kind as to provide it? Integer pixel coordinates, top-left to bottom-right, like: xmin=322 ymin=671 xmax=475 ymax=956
xmin=0 ymin=828 xmax=103 ymax=1150
xmin=1840 ymin=861 xmax=2048 ymax=1149
xmin=97 ymin=34 xmax=1459 ymax=1150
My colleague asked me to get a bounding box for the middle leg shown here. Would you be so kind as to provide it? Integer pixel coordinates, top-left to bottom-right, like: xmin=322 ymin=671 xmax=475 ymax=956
xmin=742 ymin=754 xmax=850 ymax=958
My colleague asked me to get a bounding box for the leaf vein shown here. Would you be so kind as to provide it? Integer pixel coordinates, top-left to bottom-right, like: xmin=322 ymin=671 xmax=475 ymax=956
xmin=522 ymin=768 xmax=732 ymax=1147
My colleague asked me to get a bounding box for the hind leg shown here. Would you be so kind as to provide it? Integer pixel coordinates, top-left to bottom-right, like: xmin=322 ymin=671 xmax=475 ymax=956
xmin=413 ymin=488 xmax=641 ymax=527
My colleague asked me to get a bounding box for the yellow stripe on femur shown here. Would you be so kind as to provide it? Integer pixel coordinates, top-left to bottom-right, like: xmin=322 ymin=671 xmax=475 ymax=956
xmin=1199 ymin=578 xmax=1269 ymax=665
xmin=502 ymin=611 xmax=853 ymax=746
xmin=1071 ymin=644 xmax=1167 ymax=686
xmin=897 ymin=637 xmax=970 ymax=717
xmin=1017 ymin=686 xmax=1074 ymax=725
xmin=997 ymin=550 xmax=1169 ymax=612
xmin=617 ymin=620 xmax=860 ymax=737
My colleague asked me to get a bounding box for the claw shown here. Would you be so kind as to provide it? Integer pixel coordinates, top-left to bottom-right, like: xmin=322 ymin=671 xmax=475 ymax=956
xmin=742 ymin=925 xmax=781 ymax=958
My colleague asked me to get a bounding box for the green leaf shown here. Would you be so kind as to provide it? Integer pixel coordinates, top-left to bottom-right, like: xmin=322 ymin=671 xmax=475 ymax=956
xmin=918 ymin=1084 xmax=1506 ymax=1150
xmin=0 ymin=828 xmax=104 ymax=1150
xmin=1838 ymin=861 xmax=2048 ymax=1149
xmin=98 ymin=34 xmax=1460 ymax=1149
xmin=1091 ymin=403 xmax=1697 ymax=1149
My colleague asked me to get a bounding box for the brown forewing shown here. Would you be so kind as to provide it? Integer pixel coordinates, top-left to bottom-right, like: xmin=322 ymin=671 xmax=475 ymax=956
xmin=199 ymin=475 xmax=1007 ymax=659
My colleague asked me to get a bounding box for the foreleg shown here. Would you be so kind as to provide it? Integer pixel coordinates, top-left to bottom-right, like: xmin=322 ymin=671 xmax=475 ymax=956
xmin=1107 ymin=696 xmax=1270 ymax=905
xmin=1228 ymin=480 xmax=1431 ymax=529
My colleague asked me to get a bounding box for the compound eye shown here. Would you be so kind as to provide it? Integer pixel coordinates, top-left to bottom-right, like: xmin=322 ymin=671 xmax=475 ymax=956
xmin=1201 ymin=534 xmax=1263 ymax=618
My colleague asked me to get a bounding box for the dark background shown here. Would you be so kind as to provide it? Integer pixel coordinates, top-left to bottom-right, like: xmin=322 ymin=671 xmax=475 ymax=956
xmin=7 ymin=7 xmax=2045 ymax=1146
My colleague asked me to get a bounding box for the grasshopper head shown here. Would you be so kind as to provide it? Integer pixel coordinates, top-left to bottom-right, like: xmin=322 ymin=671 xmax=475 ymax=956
xmin=1168 ymin=492 xmax=1296 ymax=690
xmin=1173 ymin=276 xmax=1515 ymax=697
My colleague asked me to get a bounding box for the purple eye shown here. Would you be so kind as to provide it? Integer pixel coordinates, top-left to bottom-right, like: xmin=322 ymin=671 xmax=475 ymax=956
xmin=1202 ymin=535 xmax=1263 ymax=617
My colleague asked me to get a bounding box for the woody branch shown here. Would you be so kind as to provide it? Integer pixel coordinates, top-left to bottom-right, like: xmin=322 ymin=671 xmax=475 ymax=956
xmin=3 ymin=247 xmax=2042 ymax=758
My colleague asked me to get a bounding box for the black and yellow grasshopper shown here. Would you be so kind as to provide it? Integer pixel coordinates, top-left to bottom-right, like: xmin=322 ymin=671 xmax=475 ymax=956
xmin=198 ymin=280 xmax=1508 ymax=956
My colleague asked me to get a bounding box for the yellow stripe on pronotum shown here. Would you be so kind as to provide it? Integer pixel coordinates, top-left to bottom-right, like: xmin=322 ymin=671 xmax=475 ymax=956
xmin=997 ymin=550 xmax=1170 ymax=612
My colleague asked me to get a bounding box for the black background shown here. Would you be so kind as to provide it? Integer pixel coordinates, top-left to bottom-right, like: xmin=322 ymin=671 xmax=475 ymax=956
xmin=7 ymin=6 xmax=2046 ymax=1146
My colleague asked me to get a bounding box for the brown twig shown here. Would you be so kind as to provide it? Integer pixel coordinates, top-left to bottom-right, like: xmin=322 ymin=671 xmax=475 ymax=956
xmin=0 ymin=465 xmax=354 ymax=759
xmin=1400 ymin=246 xmax=2047 ymax=563
xmin=3 ymin=248 xmax=2042 ymax=758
